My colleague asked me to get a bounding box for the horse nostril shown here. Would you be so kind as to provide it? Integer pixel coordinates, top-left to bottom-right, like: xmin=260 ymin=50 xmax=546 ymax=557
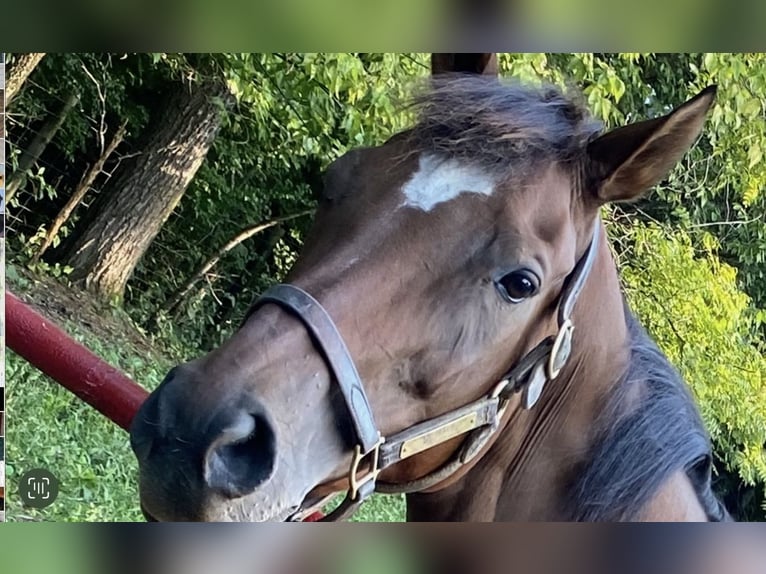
xmin=204 ymin=413 xmax=277 ymax=499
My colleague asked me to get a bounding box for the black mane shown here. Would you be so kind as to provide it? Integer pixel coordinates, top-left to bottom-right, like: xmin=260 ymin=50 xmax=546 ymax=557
xmin=568 ymin=302 xmax=730 ymax=521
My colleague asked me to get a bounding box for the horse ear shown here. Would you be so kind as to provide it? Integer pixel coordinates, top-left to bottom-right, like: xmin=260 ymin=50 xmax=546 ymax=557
xmin=431 ymin=53 xmax=498 ymax=77
xmin=586 ymin=85 xmax=717 ymax=203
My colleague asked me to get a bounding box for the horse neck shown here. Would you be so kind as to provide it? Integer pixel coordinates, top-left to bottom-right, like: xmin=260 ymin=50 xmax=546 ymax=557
xmin=406 ymin=220 xmax=632 ymax=521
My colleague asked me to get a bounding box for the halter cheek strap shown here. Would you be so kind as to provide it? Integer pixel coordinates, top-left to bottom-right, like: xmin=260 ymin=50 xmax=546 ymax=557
xmin=249 ymin=220 xmax=601 ymax=521
xmin=503 ymin=219 xmax=600 ymax=409
xmin=247 ymin=286 xmax=383 ymax=520
xmin=252 ymin=286 xmax=382 ymax=455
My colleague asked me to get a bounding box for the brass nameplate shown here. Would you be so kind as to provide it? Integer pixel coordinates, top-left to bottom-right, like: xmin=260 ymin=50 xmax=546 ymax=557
xmin=399 ymin=412 xmax=479 ymax=460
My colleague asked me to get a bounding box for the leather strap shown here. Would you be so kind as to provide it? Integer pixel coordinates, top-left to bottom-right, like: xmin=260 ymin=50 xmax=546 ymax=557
xmin=379 ymin=396 xmax=501 ymax=469
xmin=559 ymin=221 xmax=600 ymax=324
xmin=251 ymin=285 xmax=382 ymax=455
xmin=248 ymin=219 xmax=602 ymax=521
xmin=497 ymin=339 xmax=555 ymax=400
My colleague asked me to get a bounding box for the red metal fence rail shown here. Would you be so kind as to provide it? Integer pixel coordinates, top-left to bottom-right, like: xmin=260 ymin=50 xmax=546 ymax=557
xmin=5 ymin=289 xmax=326 ymax=521
xmin=5 ymin=290 xmax=148 ymax=431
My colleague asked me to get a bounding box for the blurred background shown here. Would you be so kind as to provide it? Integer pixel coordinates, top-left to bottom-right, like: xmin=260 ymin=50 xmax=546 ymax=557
xmin=2 ymin=523 xmax=766 ymax=574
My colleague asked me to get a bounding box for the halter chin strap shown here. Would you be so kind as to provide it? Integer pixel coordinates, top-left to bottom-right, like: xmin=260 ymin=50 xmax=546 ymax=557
xmin=249 ymin=220 xmax=601 ymax=522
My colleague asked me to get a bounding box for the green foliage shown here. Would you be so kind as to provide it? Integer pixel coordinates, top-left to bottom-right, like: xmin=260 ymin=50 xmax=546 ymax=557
xmin=9 ymin=54 xmax=153 ymax=164
xmin=618 ymin=222 xmax=766 ymax=495
xmin=129 ymin=53 xmax=429 ymax=349
xmin=4 ymin=329 xmax=170 ymax=522
xmin=499 ymin=54 xmax=766 ymax=314
xmin=6 ymin=53 xmax=192 ymax=266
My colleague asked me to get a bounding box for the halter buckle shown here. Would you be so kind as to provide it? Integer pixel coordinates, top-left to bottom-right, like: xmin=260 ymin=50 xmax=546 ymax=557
xmin=548 ymin=318 xmax=574 ymax=380
xmin=349 ymin=435 xmax=384 ymax=500
xmin=490 ymin=378 xmax=512 ymax=418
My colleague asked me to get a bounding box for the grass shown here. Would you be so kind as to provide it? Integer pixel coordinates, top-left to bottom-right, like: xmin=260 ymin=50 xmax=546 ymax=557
xmin=5 ymin=324 xmax=174 ymax=522
xmin=5 ymin=269 xmax=405 ymax=522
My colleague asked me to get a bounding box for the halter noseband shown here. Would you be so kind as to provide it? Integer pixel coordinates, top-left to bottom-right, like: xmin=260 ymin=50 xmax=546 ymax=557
xmin=248 ymin=220 xmax=601 ymax=521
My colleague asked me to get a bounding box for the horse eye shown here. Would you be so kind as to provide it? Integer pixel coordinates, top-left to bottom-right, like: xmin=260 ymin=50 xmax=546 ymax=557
xmin=496 ymin=270 xmax=539 ymax=303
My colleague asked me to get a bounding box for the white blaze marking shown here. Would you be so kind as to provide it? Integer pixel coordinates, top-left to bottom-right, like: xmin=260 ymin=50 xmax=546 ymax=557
xmin=401 ymin=154 xmax=496 ymax=211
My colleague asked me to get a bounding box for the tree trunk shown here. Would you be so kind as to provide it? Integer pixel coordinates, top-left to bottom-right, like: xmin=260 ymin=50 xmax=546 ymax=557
xmin=160 ymin=209 xmax=313 ymax=317
xmin=6 ymin=91 xmax=79 ymax=203
xmin=33 ymin=119 xmax=128 ymax=264
xmin=62 ymin=78 xmax=232 ymax=301
xmin=6 ymin=53 xmax=46 ymax=108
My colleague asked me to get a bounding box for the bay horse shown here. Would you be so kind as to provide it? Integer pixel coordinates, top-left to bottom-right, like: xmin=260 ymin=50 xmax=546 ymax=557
xmin=130 ymin=53 xmax=730 ymax=522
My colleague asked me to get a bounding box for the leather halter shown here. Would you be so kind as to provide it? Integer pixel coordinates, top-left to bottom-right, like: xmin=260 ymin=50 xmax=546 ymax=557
xmin=247 ymin=220 xmax=601 ymax=521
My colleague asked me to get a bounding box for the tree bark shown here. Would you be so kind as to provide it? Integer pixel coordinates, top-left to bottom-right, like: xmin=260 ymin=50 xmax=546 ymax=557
xmin=6 ymin=91 xmax=79 ymax=203
xmin=62 ymin=78 xmax=232 ymax=301
xmin=160 ymin=209 xmax=313 ymax=317
xmin=6 ymin=53 xmax=46 ymax=108
xmin=33 ymin=119 xmax=128 ymax=264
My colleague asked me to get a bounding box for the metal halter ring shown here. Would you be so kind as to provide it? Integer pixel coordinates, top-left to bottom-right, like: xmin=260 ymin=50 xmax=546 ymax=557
xmin=349 ymin=435 xmax=384 ymax=500
xmin=548 ymin=319 xmax=574 ymax=380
